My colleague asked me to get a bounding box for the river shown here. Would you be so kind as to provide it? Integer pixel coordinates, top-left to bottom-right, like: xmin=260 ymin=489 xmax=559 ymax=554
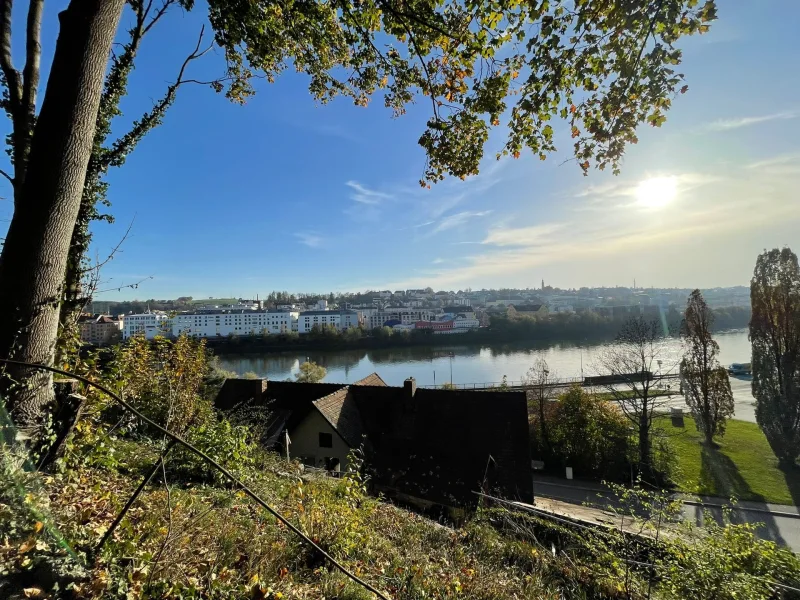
xmin=217 ymin=329 xmax=758 ymax=421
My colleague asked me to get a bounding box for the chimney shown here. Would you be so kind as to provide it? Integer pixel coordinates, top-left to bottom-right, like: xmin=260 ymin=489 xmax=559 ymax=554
xmin=402 ymin=377 xmax=417 ymax=413
xmin=403 ymin=377 xmax=417 ymax=402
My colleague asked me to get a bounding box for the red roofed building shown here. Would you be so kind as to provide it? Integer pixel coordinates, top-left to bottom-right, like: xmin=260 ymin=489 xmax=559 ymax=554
xmin=415 ymin=320 xmax=453 ymax=332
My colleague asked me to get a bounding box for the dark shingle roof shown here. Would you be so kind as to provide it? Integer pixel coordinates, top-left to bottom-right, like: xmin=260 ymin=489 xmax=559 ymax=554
xmin=348 ymin=386 xmax=532 ymax=507
xmin=441 ymin=306 xmax=474 ymax=313
xmin=214 ymin=379 xmax=267 ymax=411
xmin=214 ymin=379 xmax=345 ymax=444
xmin=512 ymin=304 xmax=545 ymax=312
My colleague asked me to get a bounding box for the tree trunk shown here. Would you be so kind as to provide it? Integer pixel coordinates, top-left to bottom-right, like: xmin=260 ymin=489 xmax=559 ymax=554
xmin=638 ymin=410 xmax=651 ymax=474
xmin=538 ymin=394 xmax=550 ymax=451
xmin=55 ymin=225 xmax=88 ymax=364
xmin=0 ymin=0 xmax=124 ymax=437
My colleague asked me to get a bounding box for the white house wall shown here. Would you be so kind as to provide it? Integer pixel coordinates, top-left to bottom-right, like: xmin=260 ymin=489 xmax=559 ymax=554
xmin=289 ymin=409 xmax=352 ymax=471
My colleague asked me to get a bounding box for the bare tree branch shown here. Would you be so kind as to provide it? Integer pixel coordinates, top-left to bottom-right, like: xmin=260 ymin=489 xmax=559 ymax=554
xmin=100 ymin=25 xmax=215 ymax=170
xmin=395 ymin=14 xmax=440 ymax=122
xmin=143 ymin=0 xmax=175 ymax=36
xmin=0 ymin=0 xmax=21 ymax=111
xmin=0 ymin=167 xmax=12 ymax=183
xmin=21 ymin=0 xmax=43 ymax=121
xmin=93 ymin=275 xmax=154 ymax=296
xmin=81 ymin=217 xmax=135 ymax=275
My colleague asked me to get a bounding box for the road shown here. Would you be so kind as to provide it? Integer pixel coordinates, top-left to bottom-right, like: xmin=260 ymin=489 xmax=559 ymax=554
xmin=532 ymin=475 xmax=800 ymax=552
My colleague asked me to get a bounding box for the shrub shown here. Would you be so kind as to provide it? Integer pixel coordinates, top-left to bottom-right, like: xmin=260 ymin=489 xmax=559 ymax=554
xmin=109 ymin=335 xmax=213 ymax=436
xmin=534 ymin=386 xmax=631 ymax=480
xmin=169 ymin=416 xmax=257 ymax=484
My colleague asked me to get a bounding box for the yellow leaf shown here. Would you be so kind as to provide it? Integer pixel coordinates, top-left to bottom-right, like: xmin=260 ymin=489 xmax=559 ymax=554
xmin=33 ymin=521 xmax=43 ymax=534
xmin=18 ymin=538 xmax=36 ymax=554
xmin=23 ymin=588 xmax=44 ymax=598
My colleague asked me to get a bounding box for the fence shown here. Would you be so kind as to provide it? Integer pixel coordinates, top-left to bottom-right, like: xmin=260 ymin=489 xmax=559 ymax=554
xmin=421 ymin=373 xmax=680 ymax=391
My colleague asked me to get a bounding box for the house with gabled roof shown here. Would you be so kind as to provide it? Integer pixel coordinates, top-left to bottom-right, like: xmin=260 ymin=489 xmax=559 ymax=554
xmin=214 ymin=373 xmax=532 ymax=510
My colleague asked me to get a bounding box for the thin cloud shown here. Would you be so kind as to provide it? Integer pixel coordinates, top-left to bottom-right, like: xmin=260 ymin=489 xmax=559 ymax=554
xmin=746 ymin=153 xmax=800 ymax=175
xmin=312 ymin=124 xmax=362 ymax=143
xmin=432 ymin=210 xmax=492 ymax=234
xmin=483 ymin=222 xmax=565 ymax=247
xmin=706 ymin=110 xmax=797 ymax=131
xmin=573 ymin=172 xmax=720 ymax=209
xmin=294 ymin=232 xmax=323 ymax=248
xmin=345 ymin=181 xmax=392 ymax=205
xmin=383 ymin=159 xmax=800 ymax=290
xmin=573 ymin=181 xmax=636 ymax=199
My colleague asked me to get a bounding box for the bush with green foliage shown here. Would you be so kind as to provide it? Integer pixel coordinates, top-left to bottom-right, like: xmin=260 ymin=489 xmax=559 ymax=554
xmin=532 ymin=386 xmax=632 ymax=480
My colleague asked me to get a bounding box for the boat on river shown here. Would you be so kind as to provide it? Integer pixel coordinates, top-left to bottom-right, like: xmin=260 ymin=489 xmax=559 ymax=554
xmin=727 ymin=363 xmax=752 ymax=377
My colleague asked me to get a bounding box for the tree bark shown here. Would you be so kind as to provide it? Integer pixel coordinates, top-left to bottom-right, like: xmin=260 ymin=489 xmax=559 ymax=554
xmin=538 ymin=393 xmax=550 ymax=451
xmin=0 ymin=0 xmax=124 ymax=436
xmin=638 ymin=408 xmax=650 ymax=474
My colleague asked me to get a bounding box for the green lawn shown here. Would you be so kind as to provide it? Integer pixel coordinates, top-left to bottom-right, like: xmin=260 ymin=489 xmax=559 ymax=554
xmin=656 ymin=416 xmax=800 ymax=506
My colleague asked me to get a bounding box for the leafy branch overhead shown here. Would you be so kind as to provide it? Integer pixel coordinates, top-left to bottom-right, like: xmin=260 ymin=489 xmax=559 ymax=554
xmin=208 ymin=0 xmax=716 ymax=181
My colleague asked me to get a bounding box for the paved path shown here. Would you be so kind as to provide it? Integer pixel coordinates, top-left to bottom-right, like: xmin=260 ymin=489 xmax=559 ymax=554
xmin=644 ymin=377 xmax=756 ymax=423
xmin=532 ymin=475 xmax=800 ymax=552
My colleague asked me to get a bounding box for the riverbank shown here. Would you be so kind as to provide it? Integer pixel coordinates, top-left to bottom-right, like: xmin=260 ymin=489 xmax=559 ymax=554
xmin=207 ymin=307 xmax=750 ymax=356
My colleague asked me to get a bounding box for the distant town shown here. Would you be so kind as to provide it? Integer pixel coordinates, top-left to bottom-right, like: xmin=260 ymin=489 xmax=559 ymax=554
xmin=78 ymin=284 xmax=751 ymax=347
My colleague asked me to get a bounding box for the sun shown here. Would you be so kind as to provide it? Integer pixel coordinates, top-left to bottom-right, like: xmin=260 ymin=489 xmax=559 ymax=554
xmin=635 ymin=176 xmax=678 ymax=208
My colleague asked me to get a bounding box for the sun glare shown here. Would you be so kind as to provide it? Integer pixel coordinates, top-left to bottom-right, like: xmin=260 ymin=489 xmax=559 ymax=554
xmin=635 ymin=176 xmax=678 ymax=208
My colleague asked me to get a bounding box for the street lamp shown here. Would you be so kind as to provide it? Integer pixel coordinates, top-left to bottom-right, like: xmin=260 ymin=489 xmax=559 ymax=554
xmin=449 ymin=351 xmax=455 ymax=385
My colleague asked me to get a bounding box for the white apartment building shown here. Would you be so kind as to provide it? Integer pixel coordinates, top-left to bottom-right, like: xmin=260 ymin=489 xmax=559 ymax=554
xmin=123 ymin=313 xmax=172 ymax=340
xmin=172 ymin=310 xmax=299 ymax=338
xmin=297 ymin=310 xmax=360 ymax=333
xmin=364 ymin=308 xmax=440 ymax=329
xmin=452 ymin=316 xmax=480 ymax=329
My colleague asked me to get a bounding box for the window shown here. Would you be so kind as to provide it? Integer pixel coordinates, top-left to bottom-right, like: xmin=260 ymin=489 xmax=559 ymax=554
xmin=318 ymin=432 xmax=333 ymax=448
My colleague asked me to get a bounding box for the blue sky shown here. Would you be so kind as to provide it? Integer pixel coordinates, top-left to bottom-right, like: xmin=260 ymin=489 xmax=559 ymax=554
xmin=2 ymin=1 xmax=799 ymax=299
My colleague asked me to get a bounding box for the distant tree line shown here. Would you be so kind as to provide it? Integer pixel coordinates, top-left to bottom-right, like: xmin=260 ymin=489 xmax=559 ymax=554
xmin=485 ymin=305 xmax=749 ymax=343
xmin=204 ymin=305 xmax=751 ymax=354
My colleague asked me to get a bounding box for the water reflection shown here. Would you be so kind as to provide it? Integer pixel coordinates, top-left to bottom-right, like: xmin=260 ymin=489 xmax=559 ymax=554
xmin=217 ymin=329 xmax=752 ymax=388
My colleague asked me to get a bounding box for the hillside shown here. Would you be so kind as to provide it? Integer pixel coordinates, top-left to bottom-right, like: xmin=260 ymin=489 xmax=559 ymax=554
xmin=2 ymin=336 xmax=798 ymax=600
xmin=2 ymin=430 xmax=799 ymax=600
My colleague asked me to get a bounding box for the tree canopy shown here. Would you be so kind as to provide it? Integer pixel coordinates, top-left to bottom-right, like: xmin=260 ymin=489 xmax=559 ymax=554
xmin=680 ymin=289 xmax=734 ymax=444
xmin=750 ymin=247 xmax=800 ymax=468
xmin=205 ymin=0 xmax=717 ymax=182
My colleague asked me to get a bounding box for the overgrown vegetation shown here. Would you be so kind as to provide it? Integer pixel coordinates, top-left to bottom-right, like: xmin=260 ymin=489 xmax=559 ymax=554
xmin=2 ymin=335 xmax=799 ymax=599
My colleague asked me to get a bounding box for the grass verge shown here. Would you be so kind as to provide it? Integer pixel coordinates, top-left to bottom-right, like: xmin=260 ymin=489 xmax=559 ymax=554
xmin=656 ymin=416 xmax=800 ymax=506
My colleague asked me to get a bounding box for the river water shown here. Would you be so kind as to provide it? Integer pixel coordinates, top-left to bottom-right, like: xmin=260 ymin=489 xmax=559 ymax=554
xmin=217 ymin=329 xmax=757 ymax=420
